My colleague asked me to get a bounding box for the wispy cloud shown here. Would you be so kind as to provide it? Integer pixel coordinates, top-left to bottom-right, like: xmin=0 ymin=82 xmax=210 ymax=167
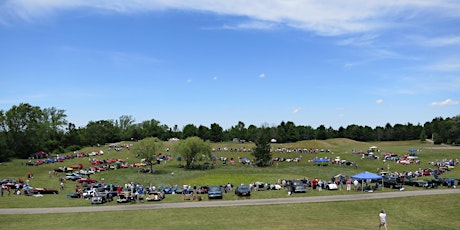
xmin=222 ymin=21 xmax=277 ymax=31
xmin=375 ymin=99 xmax=383 ymax=104
xmin=430 ymin=99 xmax=459 ymax=106
xmin=2 ymin=1 xmax=460 ymax=35
xmin=425 ymin=58 xmax=460 ymax=72
xmin=292 ymin=107 xmax=302 ymax=114
xmin=259 ymin=73 xmax=266 ymax=78
xmin=419 ymin=35 xmax=460 ymax=47
xmin=337 ymin=34 xmax=379 ymax=47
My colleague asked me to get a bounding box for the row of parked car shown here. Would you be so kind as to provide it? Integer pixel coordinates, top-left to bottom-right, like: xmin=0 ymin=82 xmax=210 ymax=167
xmin=381 ymin=175 xmax=459 ymax=189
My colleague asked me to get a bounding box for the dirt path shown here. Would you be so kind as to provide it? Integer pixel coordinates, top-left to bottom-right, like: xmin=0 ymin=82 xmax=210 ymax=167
xmin=1 ymin=189 xmax=458 ymax=215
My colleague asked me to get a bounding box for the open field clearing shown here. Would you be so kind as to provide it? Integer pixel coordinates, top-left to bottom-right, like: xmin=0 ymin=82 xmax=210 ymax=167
xmin=1 ymin=139 xmax=459 ymax=229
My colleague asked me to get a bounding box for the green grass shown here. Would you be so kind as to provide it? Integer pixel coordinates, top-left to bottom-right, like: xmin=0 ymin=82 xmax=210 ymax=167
xmin=1 ymin=194 xmax=459 ymax=229
xmin=1 ymin=139 xmax=459 ymax=229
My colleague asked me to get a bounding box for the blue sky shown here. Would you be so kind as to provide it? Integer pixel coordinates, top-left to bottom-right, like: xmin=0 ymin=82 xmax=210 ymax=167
xmin=1 ymin=1 xmax=459 ymax=129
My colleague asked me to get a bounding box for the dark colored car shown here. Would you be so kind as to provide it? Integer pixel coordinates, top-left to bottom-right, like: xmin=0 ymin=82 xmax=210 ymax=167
xmin=235 ymin=185 xmax=251 ymax=197
xmin=207 ymin=186 xmax=223 ymax=199
xmin=404 ymin=178 xmax=428 ymax=187
xmin=291 ymin=180 xmax=307 ymax=193
xmin=382 ymin=176 xmax=403 ymax=189
xmin=31 ymin=188 xmax=59 ymax=194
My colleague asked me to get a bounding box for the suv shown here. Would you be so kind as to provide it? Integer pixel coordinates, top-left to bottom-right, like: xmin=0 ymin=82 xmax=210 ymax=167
xmin=382 ymin=176 xmax=403 ymax=189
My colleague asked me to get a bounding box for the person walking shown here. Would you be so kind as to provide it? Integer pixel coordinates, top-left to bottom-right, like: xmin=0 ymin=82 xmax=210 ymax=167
xmin=378 ymin=209 xmax=388 ymax=230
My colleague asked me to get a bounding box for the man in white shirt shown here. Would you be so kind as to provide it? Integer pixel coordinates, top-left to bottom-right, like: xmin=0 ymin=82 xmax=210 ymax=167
xmin=378 ymin=209 xmax=387 ymax=230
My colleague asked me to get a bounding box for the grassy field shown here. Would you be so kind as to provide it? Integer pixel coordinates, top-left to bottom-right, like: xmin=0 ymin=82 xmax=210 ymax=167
xmin=1 ymin=138 xmax=459 ymax=229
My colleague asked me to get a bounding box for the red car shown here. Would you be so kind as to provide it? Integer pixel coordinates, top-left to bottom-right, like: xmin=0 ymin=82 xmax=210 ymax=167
xmin=31 ymin=188 xmax=59 ymax=194
xmin=76 ymin=178 xmax=98 ymax=183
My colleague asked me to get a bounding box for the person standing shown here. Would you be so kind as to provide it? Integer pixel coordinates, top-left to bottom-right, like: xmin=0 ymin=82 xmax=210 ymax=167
xmin=353 ymin=179 xmax=359 ymax=191
xmin=378 ymin=209 xmax=388 ymax=230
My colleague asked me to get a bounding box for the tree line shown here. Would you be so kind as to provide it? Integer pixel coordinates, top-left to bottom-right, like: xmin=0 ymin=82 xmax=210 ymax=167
xmin=1 ymin=103 xmax=459 ymax=161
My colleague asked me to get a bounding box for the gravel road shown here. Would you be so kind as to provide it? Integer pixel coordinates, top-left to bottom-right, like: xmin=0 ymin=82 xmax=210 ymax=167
xmin=1 ymin=189 xmax=458 ymax=215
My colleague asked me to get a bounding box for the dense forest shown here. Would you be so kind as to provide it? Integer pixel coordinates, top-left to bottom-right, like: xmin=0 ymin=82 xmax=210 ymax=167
xmin=0 ymin=103 xmax=459 ymax=161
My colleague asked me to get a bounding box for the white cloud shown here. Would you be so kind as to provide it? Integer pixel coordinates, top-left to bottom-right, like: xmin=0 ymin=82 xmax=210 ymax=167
xmin=259 ymin=73 xmax=265 ymax=78
xmin=430 ymin=99 xmax=459 ymax=106
xmin=420 ymin=36 xmax=460 ymax=47
xmin=213 ymin=76 xmax=217 ymax=80
xmin=376 ymin=99 xmax=383 ymax=104
xmin=186 ymin=79 xmax=192 ymax=83
xmin=292 ymin=107 xmax=302 ymax=114
xmin=426 ymin=59 xmax=460 ymax=72
xmin=337 ymin=34 xmax=379 ymax=47
xmin=222 ymin=21 xmax=277 ymax=31
xmin=2 ymin=1 xmax=460 ymax=35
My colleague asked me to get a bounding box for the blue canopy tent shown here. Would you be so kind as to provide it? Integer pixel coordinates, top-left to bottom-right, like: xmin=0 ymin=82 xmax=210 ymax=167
xmin=312 ymin=157 xmax=330 ymax=166
xmin=351 ymin=171 xmax=383 ymax=191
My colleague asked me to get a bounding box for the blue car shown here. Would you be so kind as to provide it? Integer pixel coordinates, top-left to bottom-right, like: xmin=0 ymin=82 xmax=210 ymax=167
xmin=207 ymin=186 xmax=223 ymax=199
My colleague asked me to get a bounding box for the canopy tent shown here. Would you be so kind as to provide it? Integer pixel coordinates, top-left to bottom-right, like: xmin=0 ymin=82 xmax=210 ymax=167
xmin=312 ymin=157 xmax=330 ymax=166
xmin=408 ymin=148 xmax=417 ymax=153
xmin=351 ymin=171 xmax=383 ymax=191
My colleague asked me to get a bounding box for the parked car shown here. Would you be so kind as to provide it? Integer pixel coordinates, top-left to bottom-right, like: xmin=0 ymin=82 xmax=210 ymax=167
xmin=31 ymin=188 xmax=59 ymax=194
xmin=117 ymin=192 xmax=134 ymax=203
xmin=326 ymin=183 xmax=338 ymax=190
xmin=65 ymin=173 xmax=83 ymax=181
xmin=404 ymin=178 xmax=428 ymax=187
xmin=235 ymin=185 xmax=251 ymax=197
xmin=291 ymin=180 xmax=307 ymax=193
xmin=207 ymin=186 xmax=223 ymax=199
xmin=429 ymin=178 xmax=449 ymax=186
xmin=146 ymin=191 xmax=164 ymax=201
xmin=79 ymin=169 xmax=95 ymax=175
xmin=91 ymin=195 xmax=108 ymax=204
xmin=382 ymin=176 xmax=403 ymax=189
xmin=77 ymin=178 xmax=98 ymax=183
xmin=66 ymin=192 xmax=81 ymax=198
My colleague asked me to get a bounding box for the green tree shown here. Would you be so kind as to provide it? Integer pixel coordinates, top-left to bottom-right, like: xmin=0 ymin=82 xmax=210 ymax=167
xmin=432 ymin=132 xmax=443 ymax=144
xmin=118 ymin=115 xmax=135 ymax=140
xmin=229 ymin=121 xmax=247 ymax=141
xmin=252 ymin=127 xmax=272 ymax=167
xmin=197 ymin=125 xmax=211 ymax=141
xmin=84 ymin=120 xmax=121 ymax=146
xmin=4 ymin=103 xmax=45 ymax=158
xmin=182 ymin=124 xmax=198 ymax=139
xmin=209 ymin=123 xmax=224 ymax=142
xmin=132 ymin=137 xmax=163 ymax=173
xmin=419 ymin=128 xmax=427 ymax=142
xmin=176 ymin=136 xmax=211 ymax=169
xmin=136 ymin=119 xmax=167 ymax=140
xmin=315 ymin=125 xmax=328 ymax=140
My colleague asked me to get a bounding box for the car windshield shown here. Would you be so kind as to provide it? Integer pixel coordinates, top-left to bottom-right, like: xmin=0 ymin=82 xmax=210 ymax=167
xmin=208 ymin=186 xmax=221 ymax=192
xmin=238 ymin=186 xmax=249 ymax=191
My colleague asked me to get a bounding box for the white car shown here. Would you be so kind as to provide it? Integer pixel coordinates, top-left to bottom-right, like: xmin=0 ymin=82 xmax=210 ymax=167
xmin=65 ymin=173 xmax=83 ymax=180
xmin=79 ymin=169 xmax=95 ymax=175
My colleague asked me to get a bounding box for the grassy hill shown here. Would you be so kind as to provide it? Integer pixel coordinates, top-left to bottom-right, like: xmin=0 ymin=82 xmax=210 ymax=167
xmin=0 ymin=138 xmax=458 ymax=209
xmin=1 ymin=138 xmax=460 ymax=229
